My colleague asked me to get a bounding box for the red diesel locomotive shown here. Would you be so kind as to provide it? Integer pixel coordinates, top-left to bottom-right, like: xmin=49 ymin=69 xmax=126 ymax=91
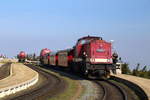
xmin=41 ymin=36 xmax=118 ymax=78
xmin=17 ymin=51 xmax=26 ymax=62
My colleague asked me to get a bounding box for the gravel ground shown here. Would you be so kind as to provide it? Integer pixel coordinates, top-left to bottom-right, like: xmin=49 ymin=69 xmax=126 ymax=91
xmin=77 ymin=80 xmax=100 ymax=100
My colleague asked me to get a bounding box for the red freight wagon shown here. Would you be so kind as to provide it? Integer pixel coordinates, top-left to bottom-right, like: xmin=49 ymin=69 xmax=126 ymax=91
xmin=43 ymin=53 xmax=50 ymax=65
xmin=57 ymin=49 xmax=73 ymax=67
xmin=49 ymin=52 xmax=58 ymax=66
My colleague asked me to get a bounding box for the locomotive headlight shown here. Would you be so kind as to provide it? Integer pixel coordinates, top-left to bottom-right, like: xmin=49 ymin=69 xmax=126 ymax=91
xmin=90 ymin=58 xmax=95 ymax=62
xmin=93 ymin=58 xmax=95 ymax=62
xmin=90 ymin=59 xmax=93 ymax=62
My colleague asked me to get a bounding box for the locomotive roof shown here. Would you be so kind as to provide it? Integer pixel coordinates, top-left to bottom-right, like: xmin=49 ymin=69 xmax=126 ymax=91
xmin=50 ymin=52 xmax=57 ymax=55
xmin=78 ymin=36 xmax=102 ymax=41
xmin=57 ymin=48 xmax=73 ymax=53
xmin=20 ymin=51 xmax=25 ymax=53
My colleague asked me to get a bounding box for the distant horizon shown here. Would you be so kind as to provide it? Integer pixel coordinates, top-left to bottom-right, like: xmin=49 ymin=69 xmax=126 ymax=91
xmin=0 ymin=0 xmax=149 ymax=69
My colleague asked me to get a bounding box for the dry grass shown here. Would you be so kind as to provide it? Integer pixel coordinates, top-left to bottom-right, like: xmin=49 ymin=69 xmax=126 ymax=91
xmin=36 ymin=66 xmax=82 ymax=100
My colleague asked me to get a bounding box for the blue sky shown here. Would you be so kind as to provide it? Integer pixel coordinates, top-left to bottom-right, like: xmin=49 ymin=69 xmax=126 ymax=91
xmin=0 ymin=0 xmax=149 ymax=69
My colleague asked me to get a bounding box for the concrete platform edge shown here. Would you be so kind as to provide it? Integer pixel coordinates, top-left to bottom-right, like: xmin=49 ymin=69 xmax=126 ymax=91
xmin=0 ymin=64 xmax=39 ymax=98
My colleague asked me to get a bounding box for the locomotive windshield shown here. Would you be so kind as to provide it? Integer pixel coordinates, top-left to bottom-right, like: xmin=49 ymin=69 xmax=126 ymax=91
xmin=79 ymin=40 xmax=90 ymax=45
xmin=77 ymin=36 xmax=102 ymax=45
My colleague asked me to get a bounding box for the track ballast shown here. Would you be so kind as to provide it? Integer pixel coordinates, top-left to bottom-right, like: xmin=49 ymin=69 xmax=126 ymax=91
xmin=5 ymin=64 xmax=67 ymax=100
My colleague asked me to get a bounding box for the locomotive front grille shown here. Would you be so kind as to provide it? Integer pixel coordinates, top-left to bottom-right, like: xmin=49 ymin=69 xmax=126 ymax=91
xmin=87 ymin=64 xmax=115 ymax=70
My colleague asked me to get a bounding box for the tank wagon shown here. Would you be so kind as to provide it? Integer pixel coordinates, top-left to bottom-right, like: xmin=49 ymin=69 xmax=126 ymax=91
xmin=42 ymin=36 xmax=118 ymax=78
xmin=40 ymin=48 xmax=51 ymax=64
xmin=17 ymin=51 xmax=26 ymax=62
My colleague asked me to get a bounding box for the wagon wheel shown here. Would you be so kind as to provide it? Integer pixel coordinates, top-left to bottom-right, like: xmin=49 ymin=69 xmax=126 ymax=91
xmin=71 ymin=63 xmax=80 ymax=73
xmin=106 ymin=71 xmax=110 ymax=78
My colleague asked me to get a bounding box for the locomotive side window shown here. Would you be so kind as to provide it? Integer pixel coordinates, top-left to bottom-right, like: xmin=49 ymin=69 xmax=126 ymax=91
xmin=78 ymin=39 xmax=91 ymax=45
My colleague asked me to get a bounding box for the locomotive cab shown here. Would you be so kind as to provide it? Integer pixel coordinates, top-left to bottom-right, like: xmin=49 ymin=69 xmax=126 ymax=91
xmin=73 ymin=36 xmax=116 ymax=78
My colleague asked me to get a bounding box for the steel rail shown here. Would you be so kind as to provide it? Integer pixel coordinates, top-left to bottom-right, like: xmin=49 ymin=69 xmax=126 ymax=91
xmin=94 ymin=80 xmax=128 ymax=100
xmin=105 ymin=80 xmax=128 ymax=100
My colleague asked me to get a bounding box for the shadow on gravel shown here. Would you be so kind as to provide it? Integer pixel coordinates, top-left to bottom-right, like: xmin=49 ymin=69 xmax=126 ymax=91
xmin=39 ymin=65 xmax=85 ymax=81
xmin=39 ymin=65 xmax=116 ymax=81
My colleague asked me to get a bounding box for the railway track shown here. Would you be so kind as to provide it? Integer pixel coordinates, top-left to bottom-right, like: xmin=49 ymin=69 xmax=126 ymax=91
xmin=94 ymin=79 xmax=140 ymax=100
xmin=5 ymin=64 xmax=67 ymax=100
xmin=94 ymin=80 xmax=127 ymax=100
xmin=0 ymin=64 xmax=145 ymax=100
xmin=40 ymin=65 xmax=140 ymax=100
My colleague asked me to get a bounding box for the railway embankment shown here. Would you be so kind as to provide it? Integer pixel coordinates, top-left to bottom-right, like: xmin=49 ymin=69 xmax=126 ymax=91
xmin=0 ymin=63 xmax=11 ymax=80
xmin=0 ymin=63 xmax=38 ymax=99
xmin=112 ymin=74 xmax=149 ymax=100
xmin=0 ymin=63 xmax=4 ymax=68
